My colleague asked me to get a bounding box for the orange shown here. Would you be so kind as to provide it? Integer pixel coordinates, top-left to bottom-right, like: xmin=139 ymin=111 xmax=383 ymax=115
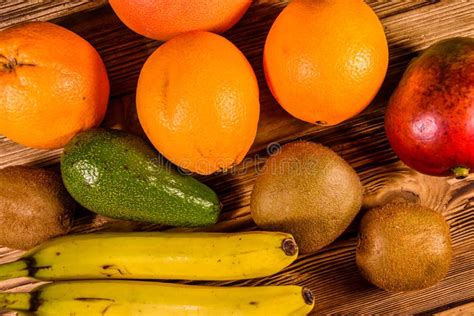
xmin=137 ymin=31 xmax=259 ymax=175
xmin=0 ymin=22 xmax=109 ymax=149
xmin=263 ymin=0 xmax=388 ymax=125
xmin=109 ymin=0 xmax=251 ymax=41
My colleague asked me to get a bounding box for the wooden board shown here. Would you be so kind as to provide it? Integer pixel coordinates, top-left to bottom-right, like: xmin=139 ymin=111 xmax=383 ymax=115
xmin=0 ymin=1 xmax=473 ymax=314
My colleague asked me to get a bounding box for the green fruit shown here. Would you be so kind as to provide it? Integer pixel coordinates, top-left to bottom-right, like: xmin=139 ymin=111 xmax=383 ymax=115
xmin=250 ymin=141 xmax=363 ymax=254
xmin=356 ymin=202 xmax=452 ymax=292
xmin=61 ymin=128 xmax=221 ymax=226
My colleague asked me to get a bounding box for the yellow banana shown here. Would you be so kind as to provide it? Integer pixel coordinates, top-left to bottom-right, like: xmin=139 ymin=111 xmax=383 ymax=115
xmin=0 ymin=280 xmax=314 ymax=315
xmin=0 ymin=231 xmax=298 ymax=281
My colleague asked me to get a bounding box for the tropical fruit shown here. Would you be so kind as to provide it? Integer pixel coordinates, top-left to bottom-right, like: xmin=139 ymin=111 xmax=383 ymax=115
xmin=109 ymin=0 xmax=251 ymax=40
xmin=0 ymin=22 xmax=109 ymax=149
xmin=0 ymin=280 xmax=314 ymax=315
xmin=137 ymin=31 xmax=259 ymax=175
xmin=0 ymin=166 xmax=74 ymax=249
xmin=251 ymin=141 xmax=363 ymax=254
xmin=356 ymin=202 xmax=452 ymax=292
xmin=61 ymin=128 xmax=221 ymax=226
xmin=263 ymin=0 xmax=388 ymax=125
xmin=385 ymin=37 xmax=474 ymax=178
xmin=0 ymin=231 xmax=297 ymax=281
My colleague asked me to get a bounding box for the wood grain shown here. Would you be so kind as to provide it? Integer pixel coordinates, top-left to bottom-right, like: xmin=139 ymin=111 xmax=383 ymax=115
xmin=434 ymin=302 xmax=474 ymax=316
xmin=0 ymin=1 xmax=473 ymax=315
xmin=0 ymin=0 xmax=107 ymax=31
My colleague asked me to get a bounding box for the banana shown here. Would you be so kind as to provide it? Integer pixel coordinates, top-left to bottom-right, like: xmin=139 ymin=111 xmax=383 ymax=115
xmin=0 ymin=231 xmax=298 ymax=281
xmin=0 ymin=280 xmax=315 ymax=315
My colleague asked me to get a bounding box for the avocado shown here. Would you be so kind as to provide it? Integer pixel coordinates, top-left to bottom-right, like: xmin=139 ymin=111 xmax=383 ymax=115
xmin=61 ymin=128 xmax=221 ymax=226
xmin=250 ymin=141 xmax=363 ymax=254
xmin=356 ymin=202 xmax=452 ymax=292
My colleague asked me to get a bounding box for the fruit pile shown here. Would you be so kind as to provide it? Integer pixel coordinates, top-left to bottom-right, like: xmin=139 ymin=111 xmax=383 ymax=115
xmin=0 ymin=0 xmax=472 ymax=315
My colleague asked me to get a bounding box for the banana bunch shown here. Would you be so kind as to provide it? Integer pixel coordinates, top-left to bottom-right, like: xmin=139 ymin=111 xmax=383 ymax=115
xmin=0 ymin=231 xmax=313 ymax=315
xmin=0 ymin=280 xmax=314 ymax=315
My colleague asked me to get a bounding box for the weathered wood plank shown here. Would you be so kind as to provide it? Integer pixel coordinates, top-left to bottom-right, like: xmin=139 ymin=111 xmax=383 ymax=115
xmin=433 ymin=302 xmax=474 ymax=316
xmin=0 ymin=0 xmax=107 ymax=31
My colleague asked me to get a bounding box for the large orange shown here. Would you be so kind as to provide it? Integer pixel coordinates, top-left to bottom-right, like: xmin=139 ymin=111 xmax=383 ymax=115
xmin=264 ymin=0 xmax=388 ymax=125
xmin=109 ymin=0 xmax=251 ymax=41
xmin=137 ymin=31 xmax=259 ymax=175
xmin=0 ymin=22 xmax=109 ymax=149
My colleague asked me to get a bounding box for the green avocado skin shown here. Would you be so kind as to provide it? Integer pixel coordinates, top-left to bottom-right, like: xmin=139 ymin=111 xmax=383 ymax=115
xmin=61 ymin=128 xmax=221 ymax=226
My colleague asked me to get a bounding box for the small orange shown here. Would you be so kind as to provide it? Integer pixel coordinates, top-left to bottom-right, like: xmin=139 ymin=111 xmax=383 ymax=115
xmin=137 ymin=31 xmax=259 ymax=175
xmin=263 ymin=0 xmax=388 ymax=125
xmin=109 ymin=0 xmax=251 ymax=41
xmin=0 ymin=22 xmax=109 ymax=149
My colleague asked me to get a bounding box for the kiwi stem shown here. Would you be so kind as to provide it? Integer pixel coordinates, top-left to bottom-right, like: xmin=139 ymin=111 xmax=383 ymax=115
xmin=0 ymin=260 xmax=29 ymax=280
xmin=452 ymin=167 xmax=470 ymax=179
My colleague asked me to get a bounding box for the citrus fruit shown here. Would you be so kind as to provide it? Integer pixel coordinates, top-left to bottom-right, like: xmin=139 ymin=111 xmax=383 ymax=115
xmin=0 ymin=22 xmax=109 ymax=149
xmin=109 ymin=0 xmax=251 ymax=41
xmin=263 ymin=0 xmax=388 ymax=125
xmin=136 ymin=31 xmax=259 ymax=175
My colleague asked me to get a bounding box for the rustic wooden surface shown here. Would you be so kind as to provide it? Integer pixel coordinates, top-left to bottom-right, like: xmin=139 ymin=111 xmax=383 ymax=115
xmin=1 ymin=0 xmax=473 ymax=315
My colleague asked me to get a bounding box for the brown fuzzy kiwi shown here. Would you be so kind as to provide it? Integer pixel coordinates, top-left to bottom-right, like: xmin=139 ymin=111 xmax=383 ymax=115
xmin=356 ymin=202 xmax=452 ymax=292
xmin=250 ymin=141 xmax=363 ymax=254
xmin=0 ymin=166 xmax=75 ymax=249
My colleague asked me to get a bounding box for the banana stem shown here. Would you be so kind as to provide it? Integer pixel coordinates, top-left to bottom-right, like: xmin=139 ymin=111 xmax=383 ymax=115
xmin=0 ymin=292 xmax=31 ymax=311
xmin=0 ymin=260 xmax=29 ymax=280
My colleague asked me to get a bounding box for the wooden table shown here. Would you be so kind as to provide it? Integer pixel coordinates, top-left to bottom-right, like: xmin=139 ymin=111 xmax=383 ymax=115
xmin=0 ymin=1 xmax=473 ymax=314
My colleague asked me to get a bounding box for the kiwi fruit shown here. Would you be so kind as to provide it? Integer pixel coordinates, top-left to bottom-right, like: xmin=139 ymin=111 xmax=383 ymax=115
xmin=250 ymin=141 xmax=363 ymax=254
xmin=356 ymin=202 xmax=452 ymax=292
xmin=0 ymin=166 xmax=75 ymax=250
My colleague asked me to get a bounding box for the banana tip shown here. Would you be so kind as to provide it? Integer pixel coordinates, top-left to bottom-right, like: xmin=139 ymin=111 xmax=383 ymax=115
xmin=302 ymin=287 xmax=314 ymax=305
xmin=282 ymin=238 xmax=298 ymax=256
